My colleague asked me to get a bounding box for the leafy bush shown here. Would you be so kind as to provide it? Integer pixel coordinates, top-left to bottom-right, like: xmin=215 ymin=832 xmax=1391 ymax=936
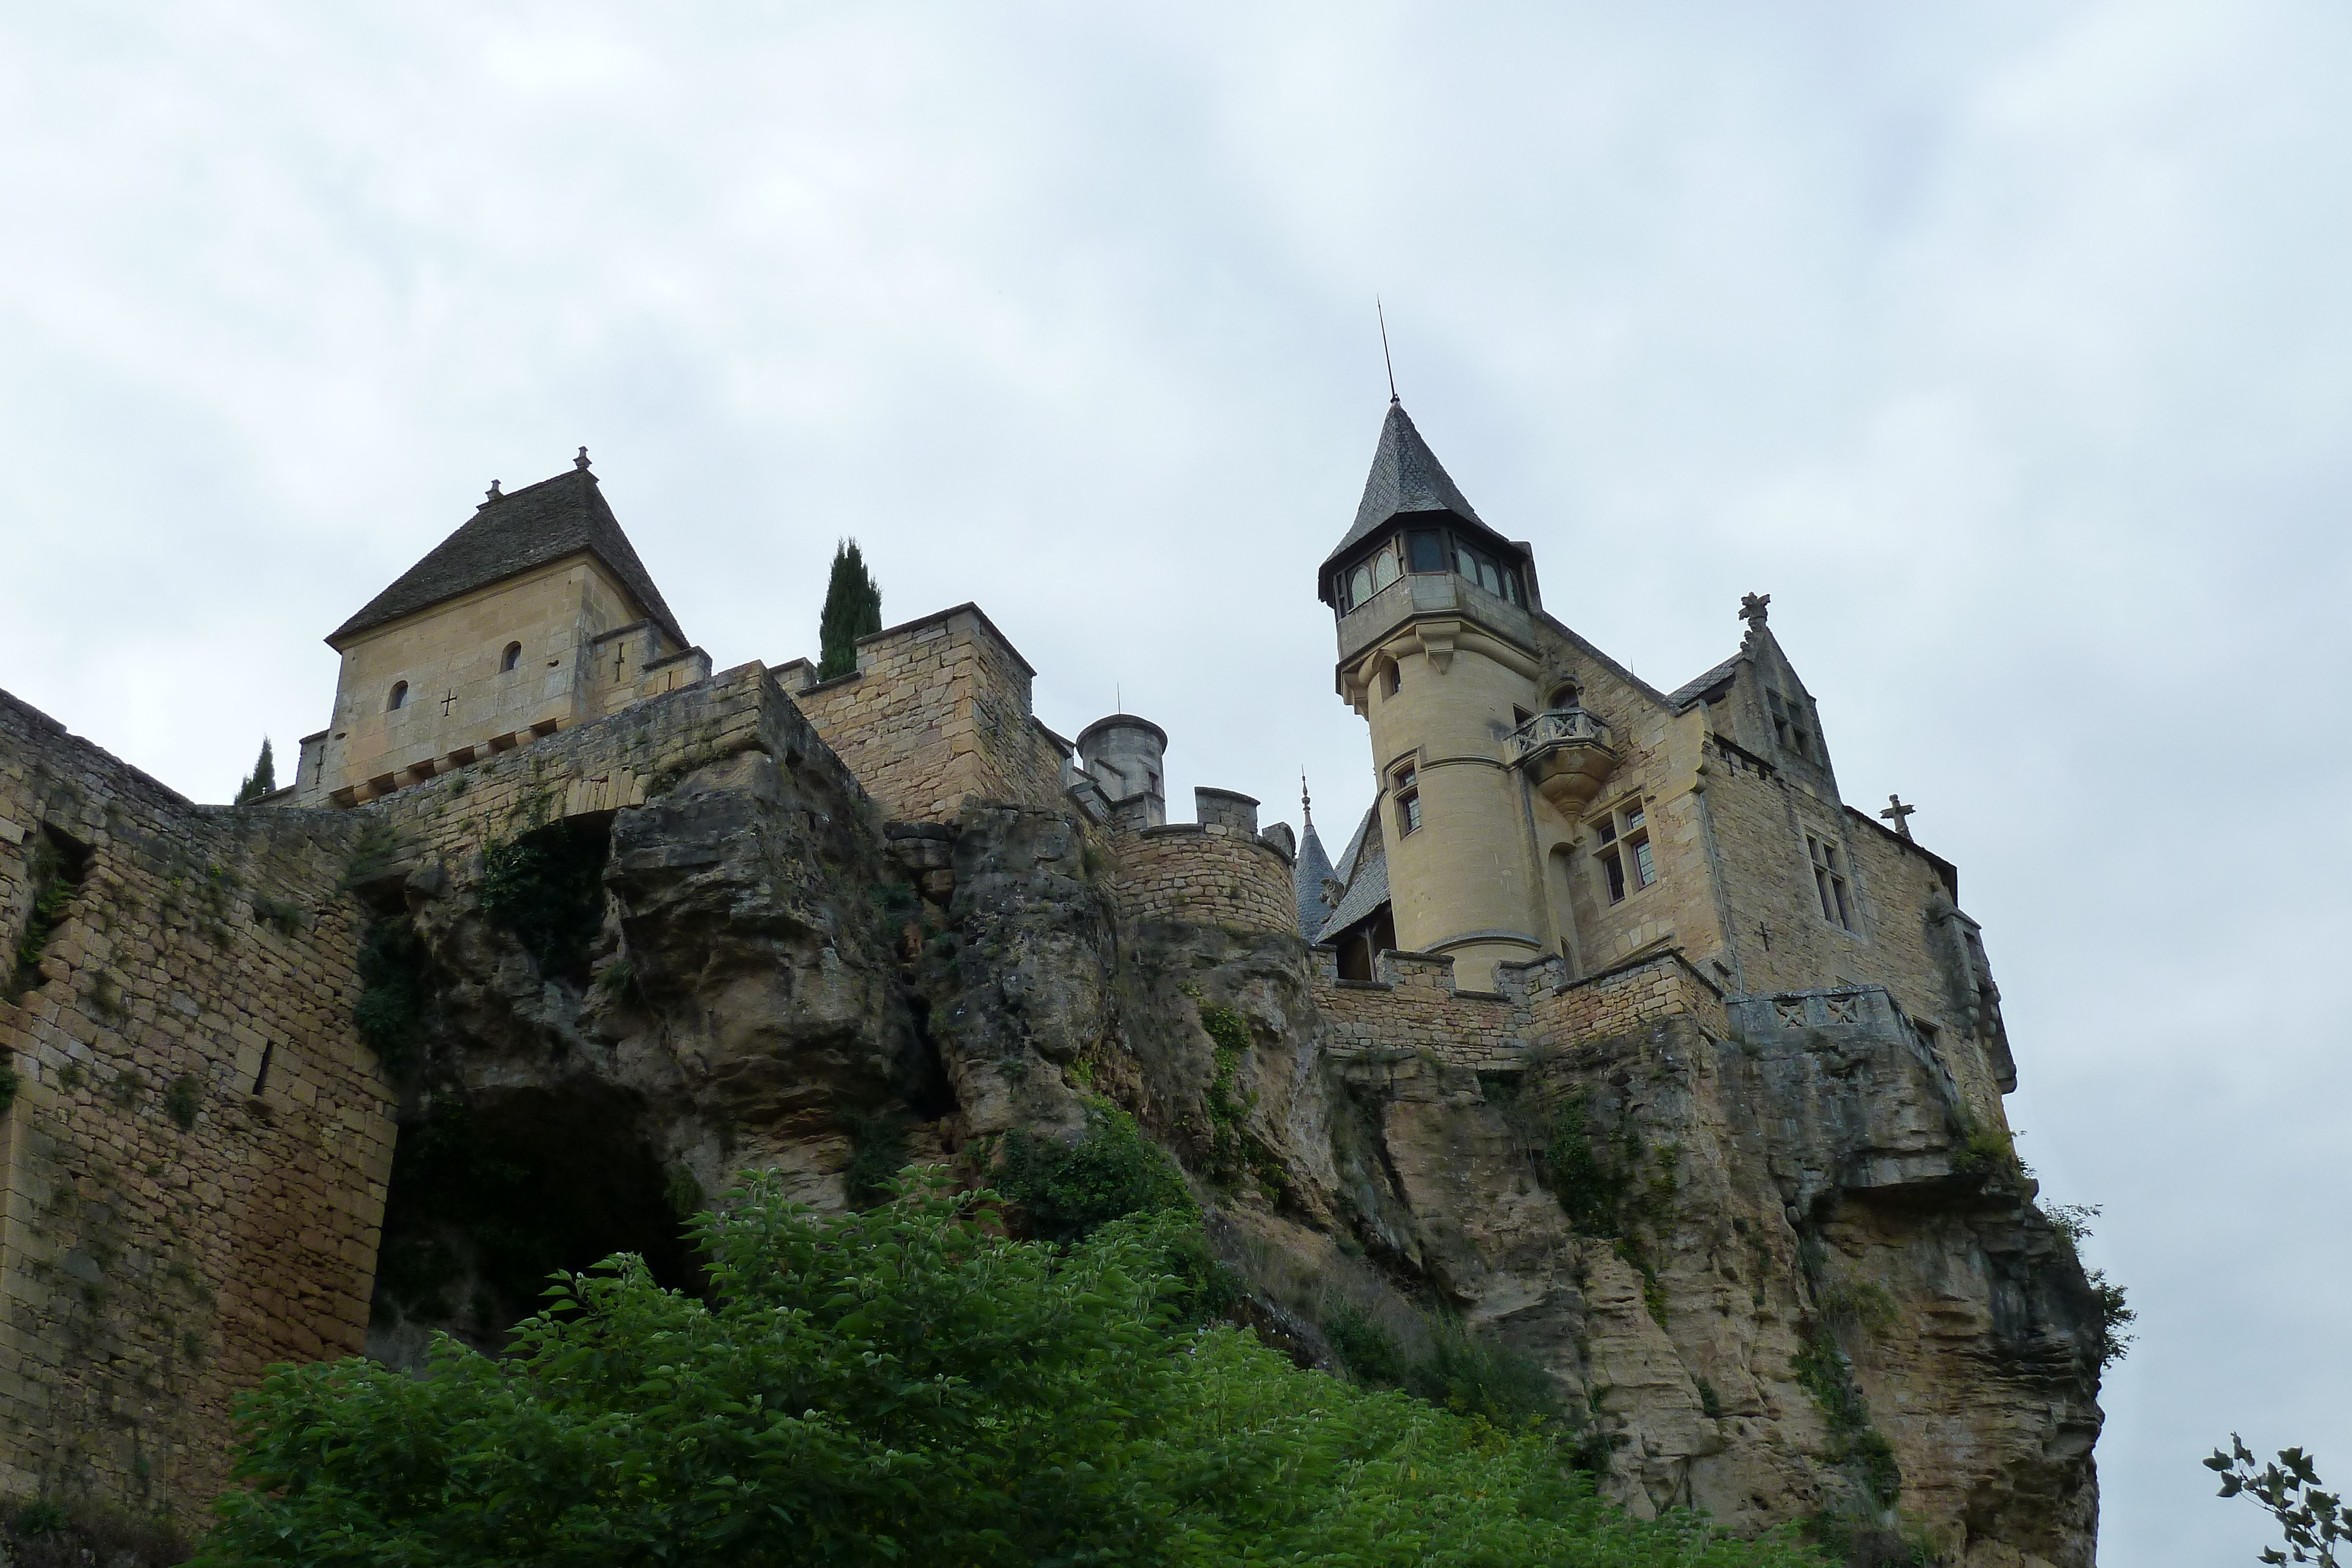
xmin=995 ymin=1099 xmax=1194 ymax=1243
xmin=352 ymin=917 xmax=426 ymax=1077
xmin=2207 ymin=1434 xmax=2346 ymax=1566
xmin=163 ymin=1074 xmax=202 ymax=1132
xmin=477 ymin=825 xmax=608 ymax=979
xmin=840 ymin=1112 xmax=911 ymax=1211
xmin=1792 ymin=1328 xmax=1902 ymax=1507
xmin=1324 ymin=1298 xmax=1563 ymax=1428
xmin=6 ymin=836 xmax=79 ymax=1003
xmin=196 ymin=1171 xmax=1829 ymax=1568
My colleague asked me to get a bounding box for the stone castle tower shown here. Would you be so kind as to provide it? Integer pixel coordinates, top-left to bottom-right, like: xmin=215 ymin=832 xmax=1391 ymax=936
xmin=1301 ymin=399 xmax=2014 ymax=1114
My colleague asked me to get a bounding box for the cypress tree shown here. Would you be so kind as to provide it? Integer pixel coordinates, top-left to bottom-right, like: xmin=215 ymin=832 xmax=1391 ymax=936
xmin=817 ymin=539 xmax=883 ymax=681
xmin=234 ymin=738 xmax=278 ymax=804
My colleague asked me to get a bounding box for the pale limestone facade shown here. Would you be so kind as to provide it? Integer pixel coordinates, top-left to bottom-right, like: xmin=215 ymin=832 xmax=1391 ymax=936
xmin=298 ymin=554 xmax=700 ymax=807
xmin=1311 ymin=401 xmax=2017 ymax=1128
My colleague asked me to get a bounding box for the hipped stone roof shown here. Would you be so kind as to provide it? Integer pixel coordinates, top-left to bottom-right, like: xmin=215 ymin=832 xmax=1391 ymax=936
xmin=329 ymin=463 xmax=687 ymax=650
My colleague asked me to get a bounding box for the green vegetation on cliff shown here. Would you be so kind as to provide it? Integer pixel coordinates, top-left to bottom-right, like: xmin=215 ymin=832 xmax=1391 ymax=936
xmin=198 ymin=1173 xmax=1826 ymax=1567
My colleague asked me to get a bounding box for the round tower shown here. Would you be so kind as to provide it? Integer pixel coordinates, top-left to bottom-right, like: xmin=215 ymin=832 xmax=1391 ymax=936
xmin=1075 ymin=714 xmax=1168 ymax=828
xmin=1318 ymin=400 xmax=1549 ymax=989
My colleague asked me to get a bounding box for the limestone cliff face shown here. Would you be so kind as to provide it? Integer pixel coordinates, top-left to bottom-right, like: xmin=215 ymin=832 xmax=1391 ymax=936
xmin=366 ymin=757 xmax=2100 ymax=1568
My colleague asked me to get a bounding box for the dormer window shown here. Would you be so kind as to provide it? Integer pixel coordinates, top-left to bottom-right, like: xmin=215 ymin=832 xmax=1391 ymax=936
xmin=502 ymin=641 xmax=523 ymax=672
xmin=387 ymin=681 xmax=409 ymax=711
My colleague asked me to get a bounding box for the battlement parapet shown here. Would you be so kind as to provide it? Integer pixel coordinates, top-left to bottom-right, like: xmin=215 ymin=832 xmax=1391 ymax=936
xmin=775 ymin=604 xmax=1067 ymax=824
xmin=1110 ymin=813 xmax=1296 ymax=936
xmin=1312 ymin=945 xmax=1722 ymax=1072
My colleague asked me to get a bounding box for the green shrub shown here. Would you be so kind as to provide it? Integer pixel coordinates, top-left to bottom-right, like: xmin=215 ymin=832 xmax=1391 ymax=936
xmin=196 ymin=1172 xmax=1828 ymax=1568
xmin=996 ymin=1099 xmax=1194 ymax=1243
xmin=1792 ymin=1326 xmax=1902 ymax=1507
xmin=164 ymin=1074 xmax=202 ymax=1132
xmin=6 ymin=837 xmax=78 ymax=1002
xmin=478 ymin=825 xmax=608 ymax=979
xmin=353 ymin=917 xmax=426 ymax=1077
xmin=840 ymin=1112 xmax=911 ymax=1211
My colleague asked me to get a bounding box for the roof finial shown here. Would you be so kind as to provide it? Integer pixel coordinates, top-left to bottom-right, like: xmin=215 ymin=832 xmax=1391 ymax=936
xmin=575 ymin=446 xmax=592 ymax=472
xmin=1301 ymin=770 xmax=1313 ymax=827
xmin=485 ymin=479 xmax=502 ymax=503
xmin=1377 ymin=297 xmax=1399 ymax=404
xmin=1739 ymin=591 xmax=1770 ymax=629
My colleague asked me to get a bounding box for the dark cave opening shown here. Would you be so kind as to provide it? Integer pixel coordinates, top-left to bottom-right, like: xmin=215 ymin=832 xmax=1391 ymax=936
xmin=366 ymin=1077 xmax=697 ymax=1363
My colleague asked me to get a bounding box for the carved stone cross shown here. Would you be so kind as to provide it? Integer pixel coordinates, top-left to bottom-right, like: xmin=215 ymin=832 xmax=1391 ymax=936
xmin=1739 ymin=592 xmax=1770 ymax=628
xmin=1880 ymin=793 xmax=1916 ymax=841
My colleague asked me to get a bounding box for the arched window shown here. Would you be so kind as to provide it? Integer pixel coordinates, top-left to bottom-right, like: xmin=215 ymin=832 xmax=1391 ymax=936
xmin=387 ymin=681 xmax=409 ymax=711
xmin=1548 ymin=681 xmax=1581 ymax=711
xmin=1348 ymin=564 xmax=1373 ymax=607
xmin=1371 ymin=549 xmax=1401 ymax=591
xmin=502 ymin=641 xmax=523 ymax=672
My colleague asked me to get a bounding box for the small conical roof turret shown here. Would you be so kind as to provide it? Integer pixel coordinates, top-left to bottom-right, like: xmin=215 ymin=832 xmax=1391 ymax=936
xmin=1293 ymin=775 xmax=1339 ymax=937
xmin=1322 ymin=401 xmax=1486 ymax=572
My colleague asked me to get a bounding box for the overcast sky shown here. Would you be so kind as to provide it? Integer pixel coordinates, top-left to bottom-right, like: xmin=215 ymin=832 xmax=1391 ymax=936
xmin=4 ymin=4 xmax=2347 ymax=1560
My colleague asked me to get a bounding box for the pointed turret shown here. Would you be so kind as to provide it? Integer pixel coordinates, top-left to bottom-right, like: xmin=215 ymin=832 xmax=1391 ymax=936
xmin=1321 ymin=401 xmax=1486 ymax=574
xmin=1292 ymin=776 xmax=1339 ymax=937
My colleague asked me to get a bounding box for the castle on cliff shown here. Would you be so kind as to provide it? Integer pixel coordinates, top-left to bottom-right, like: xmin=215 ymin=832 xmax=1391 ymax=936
xmin=0 ymin=400 xmax=2085 ymax=1558
xmin=283 ymin=405 xmax=2014 ymax=1109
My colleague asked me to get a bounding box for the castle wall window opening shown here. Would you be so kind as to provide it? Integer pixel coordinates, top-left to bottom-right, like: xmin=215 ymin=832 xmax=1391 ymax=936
xmin=502 ymin=641 xmax=523 ymax=672
xmin=1594 ymin=799 xmax=1655 ymax=904
xmin=387 ymin=681 xmax=408 ymax=711
xmin=1808 ymin=833 xmax=1853 ymax=930
xmin=1394 ymin=763 xmax=1422 ymax=836
xmin=1384 ymin=661 xmax=1402 ymax=697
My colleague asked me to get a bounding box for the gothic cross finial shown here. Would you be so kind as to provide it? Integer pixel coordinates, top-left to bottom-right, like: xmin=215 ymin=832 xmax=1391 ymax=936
xmin=1739 ymin=591 xmax=1770 ymax=628
xmin=575 ymin=446 xmax=592 ymax=471
xmin=485 ymin=480 xmax=502 ymax=503
xmin=1302 ymin=770 xmax=1313 ymax=827
xmin=1881 ymin=793 xmax=1917 ymax=841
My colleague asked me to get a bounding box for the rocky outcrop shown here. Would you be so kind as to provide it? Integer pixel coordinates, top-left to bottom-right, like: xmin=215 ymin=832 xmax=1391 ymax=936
xmin=359 ymin=751 xmax=2101 ymax=1566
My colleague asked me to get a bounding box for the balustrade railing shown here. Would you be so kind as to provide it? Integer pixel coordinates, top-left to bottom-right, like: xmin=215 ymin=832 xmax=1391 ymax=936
xmin=1506 ymin=707 xmax=1610 ymax=763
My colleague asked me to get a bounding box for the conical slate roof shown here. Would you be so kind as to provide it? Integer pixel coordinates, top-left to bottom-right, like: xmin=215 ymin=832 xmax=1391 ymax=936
xmin=1322 ymin=401 xmax=1486 ymax=570
xmin=1294 ymin=815 xmax=1339 ymax=937
xmin=329 ymin=462 xmax=687 ymax=651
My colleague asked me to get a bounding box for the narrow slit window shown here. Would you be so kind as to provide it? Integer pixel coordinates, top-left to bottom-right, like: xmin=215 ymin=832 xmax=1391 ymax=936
xmin=1808 ymin=834 xmax=1854 ymax=931
xmin=387 ymin=681 xmax=408 ymax=711
xmin=502 ymin=641 xmax=523 ymax=671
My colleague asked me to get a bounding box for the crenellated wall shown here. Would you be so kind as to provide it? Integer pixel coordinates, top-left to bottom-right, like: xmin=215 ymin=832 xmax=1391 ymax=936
xmin=778 ymin=604 xmax=1067 ymax=824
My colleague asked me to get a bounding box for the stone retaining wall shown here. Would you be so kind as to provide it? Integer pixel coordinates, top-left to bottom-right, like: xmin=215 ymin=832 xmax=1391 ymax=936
xmin=1310 ymin=945 xmax=1724 ymax=1073
xmin=0 ymin=690 xmax=393 ymax=1521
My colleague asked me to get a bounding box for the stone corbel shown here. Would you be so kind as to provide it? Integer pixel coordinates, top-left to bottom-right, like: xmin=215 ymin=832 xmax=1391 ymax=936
xmin=1414 ymin=618 xmax=1461 ymax=674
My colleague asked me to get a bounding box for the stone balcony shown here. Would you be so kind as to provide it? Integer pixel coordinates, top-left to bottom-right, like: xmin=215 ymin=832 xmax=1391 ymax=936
xmin=1506 ymin=706 xmax=1616 ymax=813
